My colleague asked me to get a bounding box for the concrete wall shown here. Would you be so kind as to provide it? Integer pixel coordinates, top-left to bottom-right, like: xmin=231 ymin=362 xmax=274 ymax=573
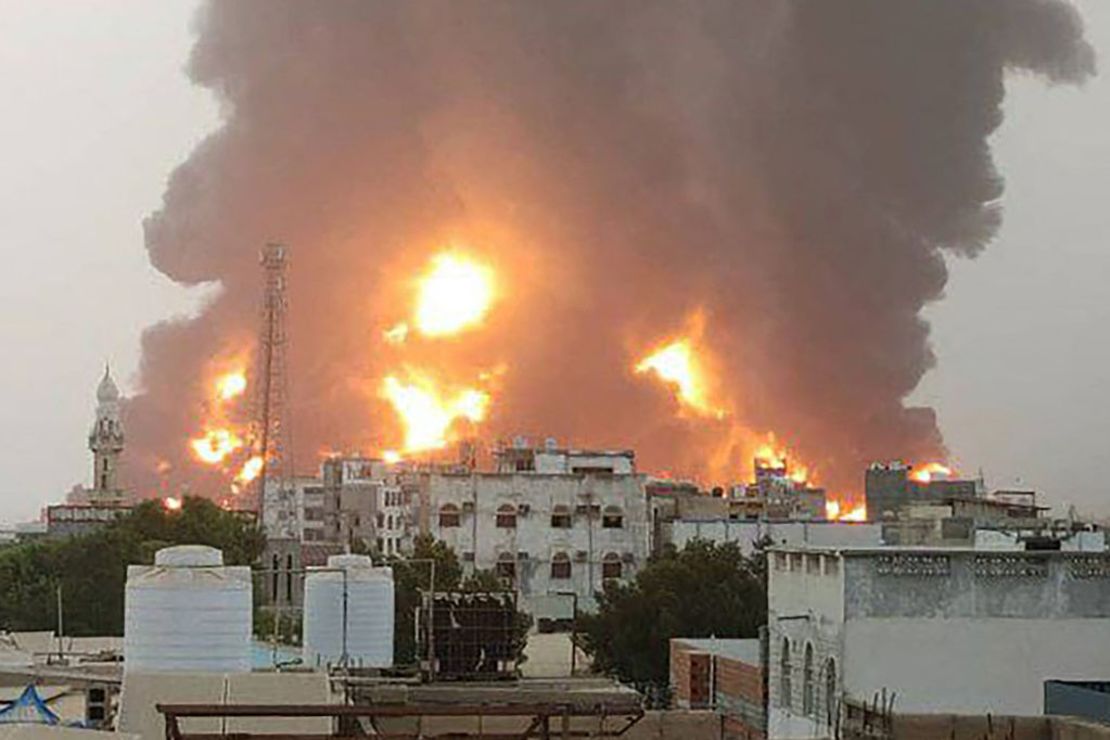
xmin=843 ymin=618 xmax=1110 ymax=715
xmin=674 ymin=521 xmax=881 ymax=557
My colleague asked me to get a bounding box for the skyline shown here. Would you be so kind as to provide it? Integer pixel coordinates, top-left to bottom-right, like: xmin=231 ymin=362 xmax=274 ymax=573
xmin=1 ymin=0 xmax=1108 ymax=522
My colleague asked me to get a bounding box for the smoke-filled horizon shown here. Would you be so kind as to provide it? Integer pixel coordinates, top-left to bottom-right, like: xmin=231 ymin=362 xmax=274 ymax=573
xmin=124 ymin=1 xmax=1094 ymax=502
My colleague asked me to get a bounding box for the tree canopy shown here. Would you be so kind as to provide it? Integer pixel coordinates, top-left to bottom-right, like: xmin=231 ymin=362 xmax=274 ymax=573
xmin=578 ymin=539 xmax=767 ymax=692
xmin=0 ymin=497 xmax=265 ymax=636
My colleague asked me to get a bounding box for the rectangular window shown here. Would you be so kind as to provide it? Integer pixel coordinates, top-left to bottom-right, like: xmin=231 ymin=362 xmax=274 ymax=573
xmin=439 ymin=511 xmax=461 ymax=528
xmin=496 ymin=560 xmax=516 ymax=581
xmin=775 ymin=553 xmax=788 ymax=571
xmin=824 ymin=556 xmax=840 ymax=576
xmin=602 ymin=513 xmax=623 ymax=529
xmin=551 ymin=512 xmax=572 ymax=528
xmin=602 ymin=560 xmax=622 ymax=580
xmin=551 ymin=560 xmax=571 ymax=579
xmin=807 ymin=554 xmax=821 ymax=574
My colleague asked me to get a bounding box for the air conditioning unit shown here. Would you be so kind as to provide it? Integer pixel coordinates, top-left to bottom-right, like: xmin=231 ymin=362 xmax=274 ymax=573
xmin=574 ymin=504 xmax=590 ymax=515
xmin=621 ymin=552 xmax=635 ymax=563
xmin=518 ymin=503 xmax=531 ymax=516
xmin=574 ymin=551 xmax=588 ymax=563
xmin=462 ymin=551 xmax=475 ymax=562
xmin=462 ymin=501 xmax=475 ymax=512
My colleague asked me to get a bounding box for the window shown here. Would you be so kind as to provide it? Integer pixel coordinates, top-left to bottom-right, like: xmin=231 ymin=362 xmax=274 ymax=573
xmin=780 ymin=639 xmax=792 ymax=710
xmin=601 ymin=506 xmax=623 ymax=529
xmin=551 ymin=552 xmax=571 ymax=580
xmin=550 ymin=505 xmax=572 ymax=529
xmin=790 ymin=553 xmax=803 ymax=572
xmin=376 ymin=511 xmax=384 ymax=528
xmin=496 ymin=553 xmax=516 ymax=581
xmin=439 ymin=504 xmax=461 ymax=528
xmin=803 ymin=643 xmax=815 ymax=716
xmin=825 ymin=659 xmax=837 ymax=725
xmin=601 ymin=552 xmax=622 ymax=580
xmin=824 ymin=556 xmax=839 ymax=576
xmin=496 ymin=504 xmax=517 ymax=528
xmin=775 ymin=552 xmax=788 ymax=571
xmin=376 ymin=537 xmax=383 ymax=553
xmin=285 ymin=553 xmax=294 ymax=603
xmin=271 ymin=553 xmax=280 ymax=598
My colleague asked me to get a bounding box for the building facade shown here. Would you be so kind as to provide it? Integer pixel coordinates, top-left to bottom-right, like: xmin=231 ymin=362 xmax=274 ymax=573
xmin=418 ymin=459 xmax=650 ymax=620
xmin=767 ymin=546 xmax=1110 ymax=739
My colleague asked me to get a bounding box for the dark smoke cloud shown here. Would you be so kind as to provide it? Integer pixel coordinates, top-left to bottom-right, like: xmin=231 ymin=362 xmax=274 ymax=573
xmin=125 ymin=0 xmax=1094 ymax=498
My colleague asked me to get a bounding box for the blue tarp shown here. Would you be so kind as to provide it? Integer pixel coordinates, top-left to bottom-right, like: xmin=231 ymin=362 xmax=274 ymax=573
xmin=0 ymin=686 xmax=60 ymax=725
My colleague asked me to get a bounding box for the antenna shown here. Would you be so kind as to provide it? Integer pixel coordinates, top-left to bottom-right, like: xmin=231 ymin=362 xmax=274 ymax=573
xmin=252 ymin=243 xmax=293 ymax=533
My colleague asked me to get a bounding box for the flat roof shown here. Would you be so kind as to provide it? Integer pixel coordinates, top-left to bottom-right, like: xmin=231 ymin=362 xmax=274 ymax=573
xmin=768 ymin=544 xmax=1110 ymax=557
xmin=674 ymin=638 xmax=761 ymax=665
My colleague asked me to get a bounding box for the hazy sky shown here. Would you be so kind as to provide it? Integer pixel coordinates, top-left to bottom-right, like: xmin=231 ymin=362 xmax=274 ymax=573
xmin=0 ymin=1 xmax=1107 ymax=523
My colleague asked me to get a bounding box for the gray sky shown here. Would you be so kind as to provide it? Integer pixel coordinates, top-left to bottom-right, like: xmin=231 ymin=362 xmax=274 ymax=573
xmin=0 ymin=1 xmax=1107 ymax=523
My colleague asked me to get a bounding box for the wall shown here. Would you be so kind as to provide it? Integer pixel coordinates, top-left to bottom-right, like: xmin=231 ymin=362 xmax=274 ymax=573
xmin=843 ymin=618 xmax=1110 ymax=715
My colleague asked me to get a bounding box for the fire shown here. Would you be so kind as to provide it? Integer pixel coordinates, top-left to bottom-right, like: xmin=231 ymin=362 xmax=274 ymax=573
xmin=190 ymin=428 xmax=244 ymax=464
xmin=162 ymin=496 xmax=183 ymax=511
xmin=215 ymin=371 xmax=247 ymax=400
xmin=382 ymin=450 xmax=402 ymax=464
xmin=235 ymin=455 xmax=264 ymax=484
xmin=635 ymin=339 xmax=723 ymax=418
xmin=412 ymin=252 xmax=496 ymax=337
xmin=754 ymin=443 xmax=788 ymax=470
xmin=380 ymin=372 xmax=489 ymax=451
xmin=911 ymin=462 xmax=952 ymax=483
xmin=826 ymin=499 xmax=867 ymax=522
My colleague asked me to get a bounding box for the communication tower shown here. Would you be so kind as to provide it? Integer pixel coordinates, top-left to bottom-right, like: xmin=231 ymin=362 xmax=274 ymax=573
xmin=252 ymin=243 xmax=294 ymax=534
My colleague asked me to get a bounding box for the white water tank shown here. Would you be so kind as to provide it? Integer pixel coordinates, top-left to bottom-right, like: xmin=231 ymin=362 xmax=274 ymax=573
xmin=124 ymin=545 xmax=252 ymax=673
xmin=303 ymin=555 xmax=394 ymax=668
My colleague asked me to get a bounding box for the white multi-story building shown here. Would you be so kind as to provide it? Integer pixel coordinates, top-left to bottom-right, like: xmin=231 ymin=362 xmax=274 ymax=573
xmin=418 ymin=448 xmax=649 ymax=621
xmin=767 ymin=545 xmax=1110 ymax=739
xmin=262 ymin=476 xmax=327 ymax=541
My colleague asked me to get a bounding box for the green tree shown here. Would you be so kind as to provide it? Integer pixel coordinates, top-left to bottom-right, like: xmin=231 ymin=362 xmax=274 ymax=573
xmin=578 ymin=539 xmax=766 ymax=694
xmin=0 ymin=497 xmax=265 ymax=636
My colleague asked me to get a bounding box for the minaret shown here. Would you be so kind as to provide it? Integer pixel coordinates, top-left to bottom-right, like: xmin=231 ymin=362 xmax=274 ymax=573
xmin=88 ymin=364 xmax=125 ymax=497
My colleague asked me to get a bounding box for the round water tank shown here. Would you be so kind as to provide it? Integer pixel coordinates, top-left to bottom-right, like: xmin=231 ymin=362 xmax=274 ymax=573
xmin=303 ymin=555 xmax=394 ymax=668
xmin=124 ymin=545 xmax=252 ymax=673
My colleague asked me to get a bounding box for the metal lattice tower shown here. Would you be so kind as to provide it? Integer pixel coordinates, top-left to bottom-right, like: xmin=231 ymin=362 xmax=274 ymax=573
xmin=252 ymin=243 xmax=293 ymax=531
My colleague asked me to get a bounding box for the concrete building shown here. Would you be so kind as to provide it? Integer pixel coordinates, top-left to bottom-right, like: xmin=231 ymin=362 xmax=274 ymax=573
xmin=320 ymin=456 xmax=420 ymax=551
xmin=262 ymin=476 xmax=326 ymax=541
xmin=863 ymin=461 xmax=979 ymax=521
xmin=767 ymin=545 xmax=1110 ymax=738
xmin=417 ymin=449 xmax=650 ymax=621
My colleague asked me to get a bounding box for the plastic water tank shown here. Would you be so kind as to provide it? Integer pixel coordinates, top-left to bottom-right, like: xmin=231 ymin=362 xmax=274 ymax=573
xmin=303 ymin=555 xmax=394 ymax=668
xmin=124 ymin=545 xmax=252 ymax=673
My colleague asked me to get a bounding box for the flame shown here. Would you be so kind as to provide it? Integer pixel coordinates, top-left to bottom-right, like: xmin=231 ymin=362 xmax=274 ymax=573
xmin=235 ymin=455 xmax=264 ymax=484
xmin=754 ymin=443 xmax=788 ymax=470
xmin=382 ymin=450 xmax=402 ymax=464
xmin=635 ymin=338 xmax=723 ymax=418
xmin=825 ymin=498 xmax=867 ymax=522
xmin=383 ymin=322 xmax=410 ymax=344
xmin=911 ymin=462 xmax=952 ymax=483
xmin=412 ymin=252 xmax=496 ymax=337
xmin=190 ymin=428 xmax=244 ymax=464
xmin=162 ymin=496 xmax=182 ymax=511
xmin=380 ymin=372 xmax=489 ymax=451
xmin=215 ymin=371 xmax=247 ymax=401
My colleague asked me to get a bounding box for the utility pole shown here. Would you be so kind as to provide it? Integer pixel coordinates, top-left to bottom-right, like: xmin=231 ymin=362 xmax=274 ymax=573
xmin=252 ymin=243 xmax=293 ymax=534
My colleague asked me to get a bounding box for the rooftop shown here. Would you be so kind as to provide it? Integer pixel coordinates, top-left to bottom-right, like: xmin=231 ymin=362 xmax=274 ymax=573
xmin=673 ymin=637 xmax=761 ymax=665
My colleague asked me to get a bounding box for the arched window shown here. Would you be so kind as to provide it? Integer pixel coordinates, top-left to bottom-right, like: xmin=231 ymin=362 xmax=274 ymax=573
xmin=439 ymin=503 xmax=461 ymax=528
xmin=780 ymin=639 xmax=792 ymax=710
xmin=803 ymin=643 xmax=815 ymax=716
xmin=496 ymin=504 xmax=517 ymax=529
xmin=601 ymin=552 xmax=622 ymax=580
xmin=550 ymin=504 xmax=572 ymax=529
xmin=495 ymin=552 xmax=517 ymax=581
xmin=551 ymin=552 xmax=571 ymax=580
xmin=602 ymin=506 xmax=623 ymax=529
xmin=825 ymin=658 xmax=838 ymax=726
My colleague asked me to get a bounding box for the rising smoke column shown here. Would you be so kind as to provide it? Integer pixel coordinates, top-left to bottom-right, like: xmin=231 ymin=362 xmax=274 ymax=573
xmin=125 ymin=1 xmax=1094 ymax=497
